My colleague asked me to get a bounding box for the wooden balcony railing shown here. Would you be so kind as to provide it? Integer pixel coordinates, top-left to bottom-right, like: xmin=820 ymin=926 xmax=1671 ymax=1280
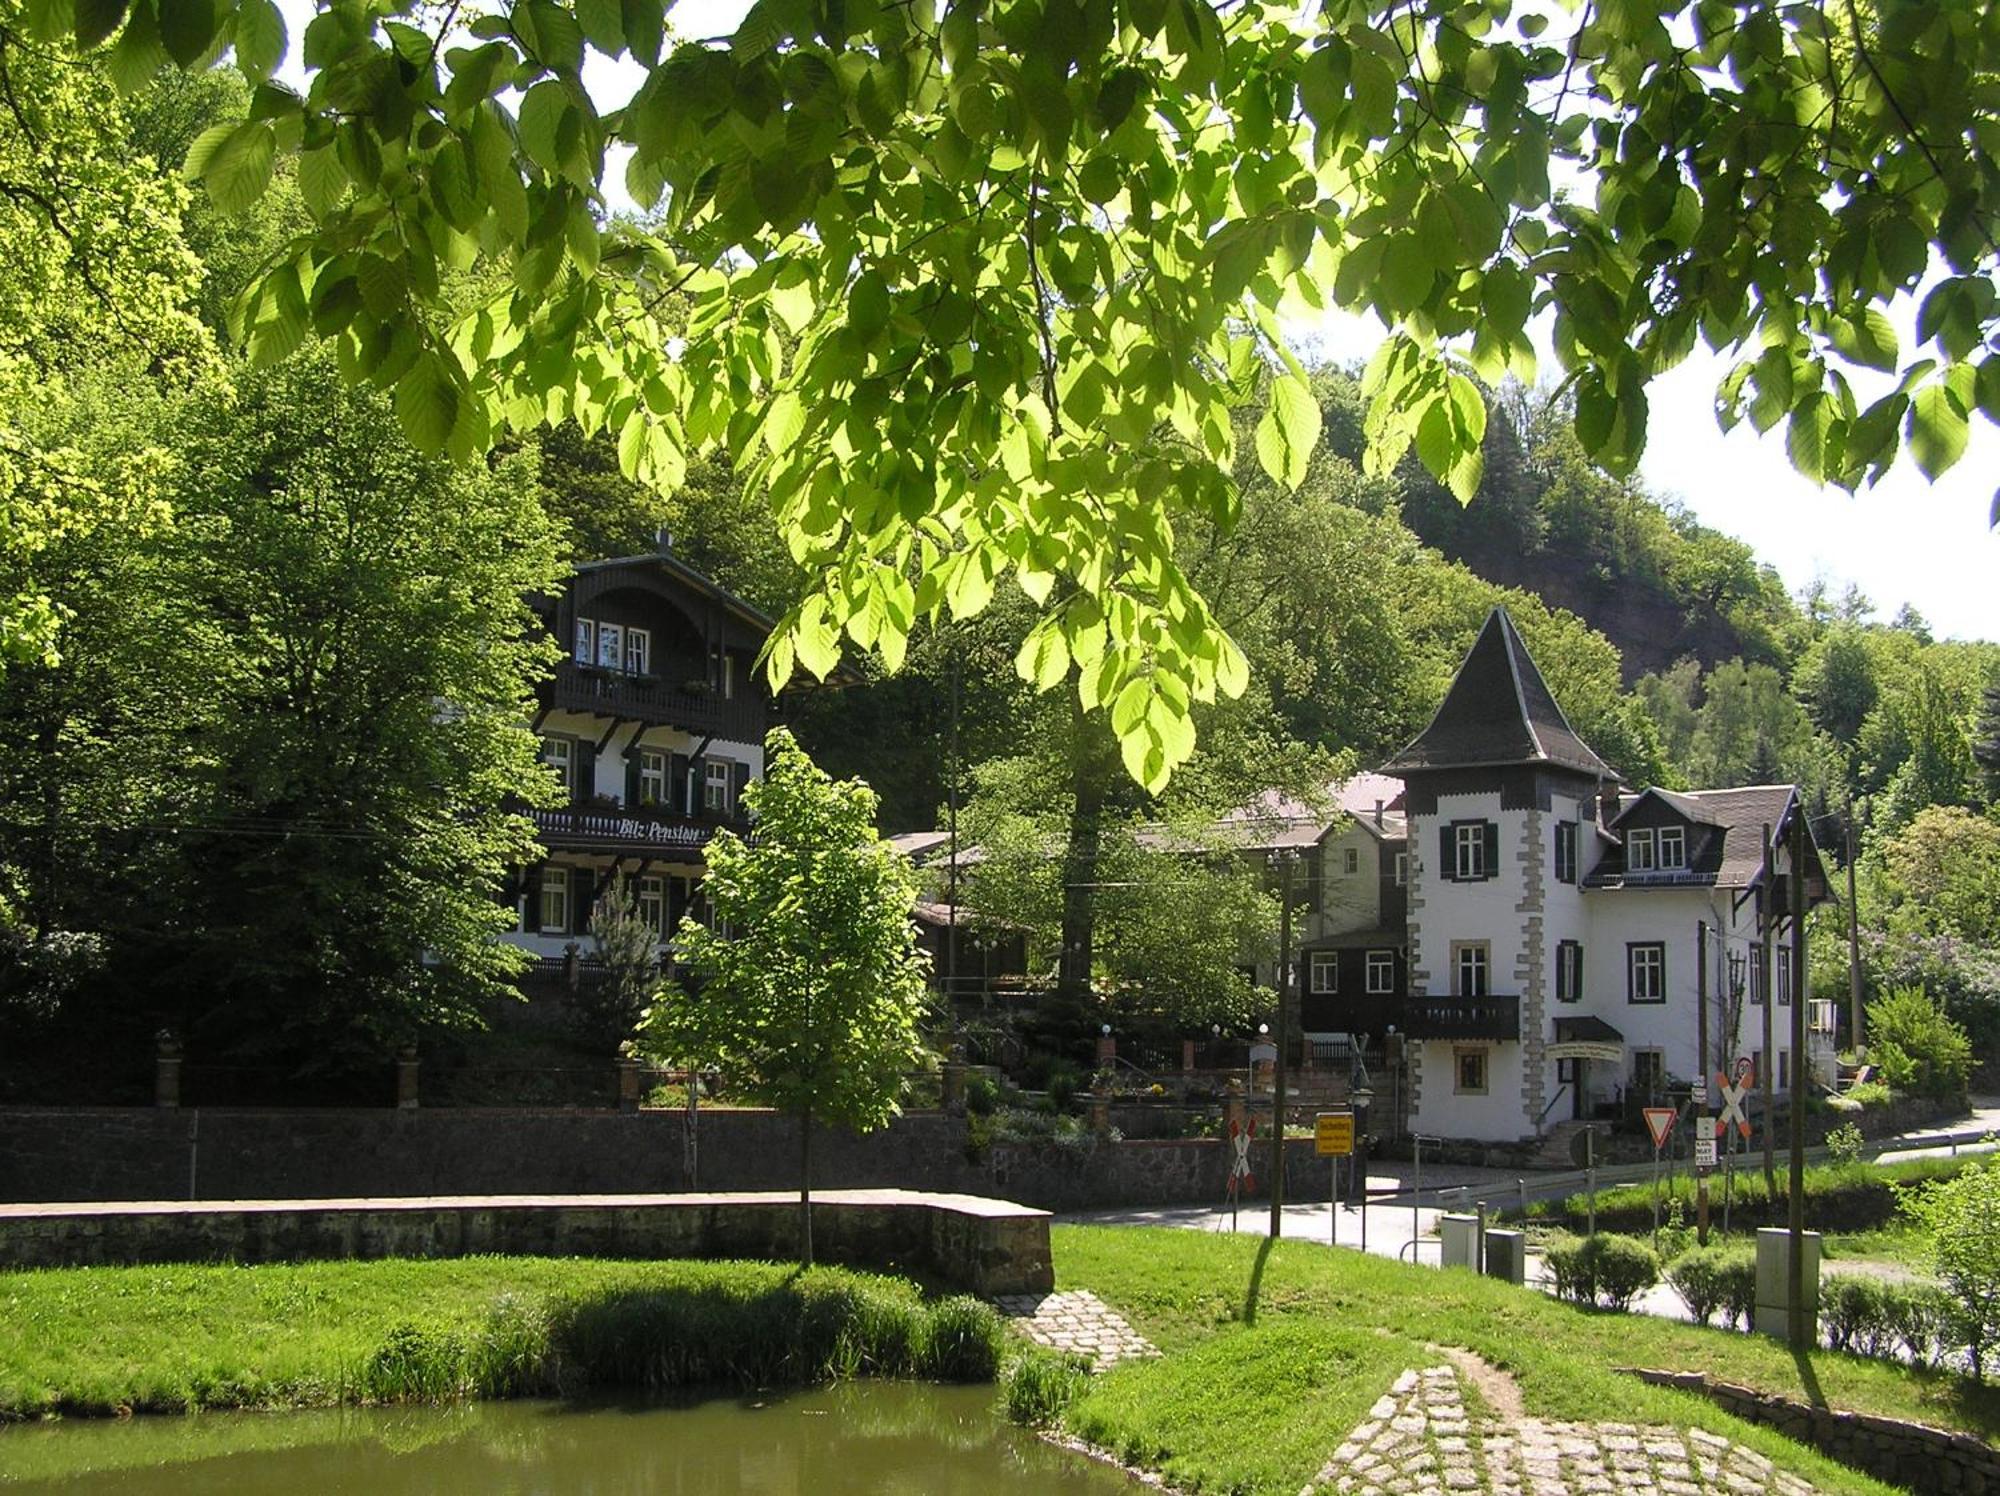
xmin=545 ymin=660 xmax=767 ymax=740
xmin=1298 ymin=992 xmax=1406 ymax=1034
xmin=1400 ymin=994 xmax=1521 ymax=1041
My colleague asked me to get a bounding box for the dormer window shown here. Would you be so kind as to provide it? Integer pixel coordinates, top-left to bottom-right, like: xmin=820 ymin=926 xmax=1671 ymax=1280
xmin=1627 ymin=827 xmax=1655 ymax=872
xmin=575 ymin=618 xmax=652 ymax=676
xmin=1657 ymin=825 xmax=1686 ymax=869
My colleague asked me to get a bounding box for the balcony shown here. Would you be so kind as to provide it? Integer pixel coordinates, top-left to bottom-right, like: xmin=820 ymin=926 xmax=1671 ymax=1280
xmin=545 ymin=660 xmax=767 ymax=741
xmin=530 ymin=803 xmax=746 ymax=855
xmin=1400 ymin=994 xmax=1521 ymax=1041
xmin=1298 ymin=992 xmax=1405 ymax=1035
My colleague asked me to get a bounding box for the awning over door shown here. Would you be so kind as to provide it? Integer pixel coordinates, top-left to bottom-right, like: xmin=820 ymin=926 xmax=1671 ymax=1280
xmin=1548 ymin=1015 xmax=1625 ymax=1064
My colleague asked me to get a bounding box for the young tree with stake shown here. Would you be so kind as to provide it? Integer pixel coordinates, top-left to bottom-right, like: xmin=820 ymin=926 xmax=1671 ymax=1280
xmin=632 ymin=729 xmax=930 ymax=1264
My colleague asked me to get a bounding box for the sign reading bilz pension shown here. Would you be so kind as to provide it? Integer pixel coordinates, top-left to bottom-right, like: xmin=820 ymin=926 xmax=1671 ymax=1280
xmin=1315 ymin=1112 xmax=1355 ymax=1156
xmin=533 ymin=807 xmax=717 ymax=849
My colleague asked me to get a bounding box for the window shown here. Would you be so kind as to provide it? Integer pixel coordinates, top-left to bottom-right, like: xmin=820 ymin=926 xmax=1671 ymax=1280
xmin=1748 ymin=948 xmax=1764 ymax=1005
xmin=637 ymin=875 xmax=666 ymax=937
xmin=1633 ymin=1049 xmax=1666 ymax=1095
xmin=1454 ymin=942 xmax=1490 ymax=998
xmin=704 ymin=758 xmax=732 ymax=812
xmin=573 ymin=618 xmax=595 ymax=664
xmin=541 ymin=736 xmax=574 ymax=796
xmin=1366 ymin=950 xmax=1395 ymax=995
xmin=638 ymin=749 xmax=667 ymax=806
xmin=1657 ymin=825 xmax=1686 ymax=869
xmin=1309 ymin=952 xmax=1338 ymax=994
xmin=1343 ymin=846 xmax=1360 ymax=876
xmin=623 ymin=626 xmax=650 ymax=676
xmin=1626 ymin=827 xmax=1656 ymax=872
xmin=1394 ymin=852 xmax=1409 ymax=886
xmin=1555 ymin=820 xmax=1578 ymax=884
xmin=597 ymin=621 xmax=624 ymax=670
xmin=1776 ymin=946 xmax=1793 ymax=1006
xmin=1444 ymin=819 xmax=1496 ymax=881
xmin=539 ymin=867 xmax=570 ymax=933
xmin=1778 ymin=1049 xmax=1791 ymax=1089
xmin=1627 ymin=942 xmax=1666 ymax=1003
xmin=1454 ymin=1048 xmax=1488 ymax=1095
xmin=1556 ymin=940 xmax=1583 ymax=1004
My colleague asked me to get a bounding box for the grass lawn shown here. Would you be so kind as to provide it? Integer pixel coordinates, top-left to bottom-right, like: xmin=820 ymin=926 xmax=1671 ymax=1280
xmin=0 ymin=1257 xmax=998 ymax=1419
xmin=1047 ymin=1223 xmax=1995 ymax=1495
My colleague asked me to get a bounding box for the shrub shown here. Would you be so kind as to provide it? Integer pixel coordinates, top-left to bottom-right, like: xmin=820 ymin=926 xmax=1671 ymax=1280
xmin=1881 ymin=1281 xmax=1956 ymax=1368
xmin=359 ymin=1324 xmax=467 ymax=1402
xmin=1825 ymin=1122 xmax=1866 ymax=1168
xmin=1718 ymin=1251 xmax=1759 ymax=1330
xmin=965 ymin=1074 xmax=1000 ymax=1115
xmin=1542 ymin=1234 xmax=1659 ymax=1311
xmin=1821 ymin=1276 xmax=1888 ymax=1353
xmin=1869 ymin=985 xmax=1974 ymax=1103
xmin=1045 ymin=1063 xmax=1084 ymax=1109
xmin=918 ymin=1296 xmax=1005 ymax=1382
xmin=1666 ymin=1245 xmax=1752 ymax=1328
xmin=1003 ymin=1347 xmax=1091 ymax=1426
xmin=1904 ymin=1160 xmax=2000 ymax=1381
xmin=1845 ymin=1080 xmax=1894 ymax=1108
xmin=1588 ymin=1235 xmax=1661 ymax=1311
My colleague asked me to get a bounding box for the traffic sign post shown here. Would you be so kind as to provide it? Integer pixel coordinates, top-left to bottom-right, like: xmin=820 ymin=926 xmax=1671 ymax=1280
xmin=1644 ymin=1107 xmax=1677 ymax=1239
xmin=1316 ymin=1112 xmax=1354 ymax=1246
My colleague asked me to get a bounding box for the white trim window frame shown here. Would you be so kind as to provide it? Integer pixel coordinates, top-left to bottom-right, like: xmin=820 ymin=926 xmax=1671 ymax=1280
xmin=1365 ymin=950 xmax=1395 ymax=995
xmin=1555 ymin=820 xmax=1578 ymax=884
xmin=704 ymin=758 xmax=732 ymax=812
xmin=1556 ymin=939 xmax=1583 ymax=1003
xmin=541 ymin=735 xmax=575 ymax=798
xmin=637 ymin=875 xmax=666 ymax=938
xmin=1628 ymin=942 xmax=1666 ymax=1003
xmin=1454 ymin=942 xmax=1490 ymax=998
xmin=623 ymin=626 xmax=650 ymax=677
xmin=1776 ymin=946 xmax=1793 ymax=1006
xmin=1454 ymin=1047 xmax=1487 ymax=1095
xmin=1454 ymin=821 xmax=1487 ymax=881
xmin=539 ymin=867 xmax=570 ymax=933
xmin=1657 ymin=824 xmax=1686 ymax=869
xmin=1394 ymin=852 xmax=1409 ymax=886
xmin=597 ymin=621 xmax=624 ymax=670
xmin=1626 ymin=827 xmax=1656 ymax=872
xmin=573 ymin=618 xmax=595 ymax=665
xmin=638 ymin=749 xmax=667 ymax=806
xmin=1309 ymin=951 xmax=1338 ymax=994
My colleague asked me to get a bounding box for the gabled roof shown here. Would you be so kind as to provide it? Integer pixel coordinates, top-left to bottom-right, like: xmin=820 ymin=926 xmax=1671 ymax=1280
xmin=1381 ymin=607 xmax=1616 ymax=782
xmin=573 ymin=549 xmax=778 ymax=634
xmin=1211 ymin=770 xmax=1409 ymax=851
xmin=1613 ymin=785 xmax=1724 ymax=828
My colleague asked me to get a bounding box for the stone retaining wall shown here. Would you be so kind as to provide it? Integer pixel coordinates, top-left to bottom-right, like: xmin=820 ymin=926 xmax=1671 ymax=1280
xmin=0 ymin=1107 xmax=1336 ymax=1214
xmin=1626 ymin=1367 xmax=2000 ymax=1494
xmin=0 ymin=1189 xmax=1055 ymax=1296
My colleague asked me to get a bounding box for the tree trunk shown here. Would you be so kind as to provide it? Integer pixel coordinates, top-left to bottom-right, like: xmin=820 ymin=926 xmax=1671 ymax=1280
xmin=1058 ymin=697 xmax=1105 ymax=999
xmin=799 ymin=1102 xmax=814 ymax=1267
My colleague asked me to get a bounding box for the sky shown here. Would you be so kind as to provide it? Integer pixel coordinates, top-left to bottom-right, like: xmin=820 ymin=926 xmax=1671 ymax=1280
xmin=273 ymin=0 xmax=2000 ymax=642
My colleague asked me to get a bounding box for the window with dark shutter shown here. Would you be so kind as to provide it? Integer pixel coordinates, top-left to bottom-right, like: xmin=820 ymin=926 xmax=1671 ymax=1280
xmin=624 ymin=750 xmax=641 ymax=808
xmin=1483 ymin=821 xmax=1499 ymax=878
xmin=731 ymin=760 xmax=751 ymax=816
xmin=1555 ymin=821 xmax=1578 ymax=884
xmin=575 ymin=741 xmax=598 ymax=802
xmin=522 ymin=866 xmax=542 ymax=932
xmin=1439 ymin=825 xmax=1456 ymax=882
xmin=669 ymin=752 xmax=689 ymax=814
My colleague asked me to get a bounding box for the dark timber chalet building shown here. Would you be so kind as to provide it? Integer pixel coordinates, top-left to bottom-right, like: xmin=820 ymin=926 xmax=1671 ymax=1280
xmin=1274 ymin=606 xmax=1836 ymax=1144
xmin=502 ymin=547 xmax=776 ymax=971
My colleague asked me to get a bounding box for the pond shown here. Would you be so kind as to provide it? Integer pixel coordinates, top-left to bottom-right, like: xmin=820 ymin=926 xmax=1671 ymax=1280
xmin=0 ymin=1382 xmax=1138 ymax=1493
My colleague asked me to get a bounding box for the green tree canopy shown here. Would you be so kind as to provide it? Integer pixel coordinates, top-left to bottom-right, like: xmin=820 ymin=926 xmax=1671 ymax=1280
xmin=22 ymin=0 xmax=2000 ymax=787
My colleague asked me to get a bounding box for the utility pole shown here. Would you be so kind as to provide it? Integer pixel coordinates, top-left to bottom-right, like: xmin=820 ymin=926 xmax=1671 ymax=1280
xmin=1697 ymin=920 xmax=1711 ymax=1246
xmin=945 ymin=644 xmax=962 ymax=1000
xmin=1761 ymin=824 xmax=1777 ymax=1199
xmin=1789 ymin=808 xmax=1811 ymax=1350
xmin=1846 ymin=800 xmax=1863 ymax=1054
xmin=1270 ymin=851 xmax=1294 ymax=1239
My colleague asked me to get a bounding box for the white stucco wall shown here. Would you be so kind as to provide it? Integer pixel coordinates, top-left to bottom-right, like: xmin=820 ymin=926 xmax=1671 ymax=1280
xmin=1407 ymin=790 xmax=1531 ymax=997
xmin=1411 ymin=1039 xmax=1527 ymax=1140
xmin=1313 ymin=823 xmax=1384 ymax=938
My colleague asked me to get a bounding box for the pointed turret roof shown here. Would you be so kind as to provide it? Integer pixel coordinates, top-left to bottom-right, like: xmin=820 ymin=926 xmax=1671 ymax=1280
xmin=1381 ymin=607 xmax=1617 ymax=781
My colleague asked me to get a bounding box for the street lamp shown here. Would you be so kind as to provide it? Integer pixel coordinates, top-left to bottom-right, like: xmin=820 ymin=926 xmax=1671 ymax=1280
xmin=1350 ymin=1085 xmax=1375 ymax=1209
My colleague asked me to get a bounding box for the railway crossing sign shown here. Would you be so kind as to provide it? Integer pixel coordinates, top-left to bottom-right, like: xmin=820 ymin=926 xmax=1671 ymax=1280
xmin=1228 ymin=1117 xmax=1257 ymax=1190
xmin=1714 ymin=1068 xmax=1755 ymax=1139
xmin=1643 ymin=1107 xmax=1677 ymax=1150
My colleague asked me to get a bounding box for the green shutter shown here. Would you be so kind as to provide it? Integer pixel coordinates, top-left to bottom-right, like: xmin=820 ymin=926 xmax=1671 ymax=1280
xmin=669 ymin=752 xmax=689 ymax=814
xmin=1483 ymin=821 xmax=1500 ymax=880
xmin=625 ymin=749 xmax=641 ymax=807
xmin=731 ymin=760 xmax=750 ymax=816
xmin=1439 ymin=825 xmax=1455 ymax=881
xmin=575 ymin=741 xmax=598 ymax=801
xmin=523 ymin=865 xmax=543 ymax=932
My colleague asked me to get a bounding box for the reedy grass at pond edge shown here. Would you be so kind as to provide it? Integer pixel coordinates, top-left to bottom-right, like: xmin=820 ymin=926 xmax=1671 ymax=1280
xmin=0 ymin=1257 xmax=1001 ymax=1419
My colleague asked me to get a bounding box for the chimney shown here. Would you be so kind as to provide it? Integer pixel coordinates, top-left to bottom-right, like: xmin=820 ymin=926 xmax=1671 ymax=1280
xmin=655 ymin=527 xmax=674 ymax=553
xmin=1373 ymin=799 xmax=1384 ymax=828
xmin=1597 ymin=780 xmax=1620 ymax=828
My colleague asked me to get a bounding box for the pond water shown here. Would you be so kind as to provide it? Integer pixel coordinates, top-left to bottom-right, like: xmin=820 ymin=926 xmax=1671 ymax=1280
xmin=0 ymin=1382 xmax=1137 ymax=1493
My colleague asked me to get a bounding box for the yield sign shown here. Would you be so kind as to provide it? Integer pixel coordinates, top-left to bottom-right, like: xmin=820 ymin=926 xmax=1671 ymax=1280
xmin=1714 ymin=1069 xmax=1755 ymax=1139
xmin=1643 ymin=1107 xmax=1677 ymax=1150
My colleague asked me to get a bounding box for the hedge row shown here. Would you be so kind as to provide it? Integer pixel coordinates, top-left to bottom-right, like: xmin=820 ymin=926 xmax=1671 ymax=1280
xmin=1530 ymin=1155 xmax=1971 ymax=1236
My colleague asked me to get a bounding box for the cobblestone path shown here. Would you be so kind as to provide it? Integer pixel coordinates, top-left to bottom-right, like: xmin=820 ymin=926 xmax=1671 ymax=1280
xmin=1315 ymin=1364 xmax=1820 ymax=1495
xmin=992 ymin=1288 xmax=1159 ymax=1371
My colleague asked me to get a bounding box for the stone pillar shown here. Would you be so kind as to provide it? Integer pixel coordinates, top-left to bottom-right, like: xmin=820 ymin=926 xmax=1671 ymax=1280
xmin=396 ymin=1047 xmax=420 ymax=1110
xmin=617 ymin=1057 xmax=644 ymax=1112
xmin=942 ymin=1060 xmax=967 ymax=1115
xmin=1096 ymin=1032 xmax=1116 ymax=1066
xmin=1181 ymin=1038 xmax=1196 ymax=1072
xmin=1224 ymin=1077 xmax=1245 ymax=1139
xmin=563 ymin=942 xmax=581 ymax=991
xmin=1089 ymin=1090 xmax=1112 ymax=1137
xmin=154 ymin=1031 xmax=182 ymax=1110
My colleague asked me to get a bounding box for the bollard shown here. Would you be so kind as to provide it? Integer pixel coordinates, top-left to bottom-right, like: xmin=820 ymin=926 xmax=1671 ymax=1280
xmin=396 ymin=1047 xmax=420 ymax=1110
xmin=154 ymin=1030 xmax=182 ymax=1109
